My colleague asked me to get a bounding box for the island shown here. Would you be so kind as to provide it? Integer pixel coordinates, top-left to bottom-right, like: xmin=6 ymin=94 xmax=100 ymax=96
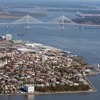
xmin=0 ymin=34 xmax=97 ymax=95
xmin=72 ymin=17 xmax=100 ymax=25
xmin=0 ymin=11 xmax=46 ymax=19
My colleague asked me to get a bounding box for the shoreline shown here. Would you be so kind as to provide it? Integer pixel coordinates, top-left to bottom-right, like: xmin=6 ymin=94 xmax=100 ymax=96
xmin=0 ymin=77 xmax=97 ymax=96
xmin=0 ymin=90 xmax=97 ymax=96
xmin=0 ymin=78 xmax=97 ymax=96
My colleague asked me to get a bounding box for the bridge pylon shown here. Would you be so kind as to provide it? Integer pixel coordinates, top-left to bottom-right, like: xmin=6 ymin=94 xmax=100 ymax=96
xmin=61 ymin=16 xmax=64 ymax=30
xmin=12 ymin=14 xmax=43 ymax=29
xmin=26 ymin=15 xmax=30 ymax=29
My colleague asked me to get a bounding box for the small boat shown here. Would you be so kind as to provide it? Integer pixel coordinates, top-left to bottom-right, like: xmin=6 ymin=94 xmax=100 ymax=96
xmin=18 ymin=33 xmax=24 ymax=36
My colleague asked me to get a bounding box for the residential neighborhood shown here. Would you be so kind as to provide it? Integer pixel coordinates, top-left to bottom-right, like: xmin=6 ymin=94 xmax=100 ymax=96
xmin=0 ymin=36 xmax=97 ymax=94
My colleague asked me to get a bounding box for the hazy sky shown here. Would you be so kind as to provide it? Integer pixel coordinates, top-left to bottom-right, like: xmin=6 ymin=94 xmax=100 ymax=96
xmin=0 ymin=0 xmax=100 ymax=1
xmin=0 ymin=0 xmax=99 ymax=7
xmin=0 ymin=0 xmax=100 ymax=3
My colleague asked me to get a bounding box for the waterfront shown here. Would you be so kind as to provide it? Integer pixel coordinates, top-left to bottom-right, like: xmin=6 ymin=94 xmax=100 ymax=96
xmin=1 ymin=22 xmax=100 ymax=64
xmin=0 ymin=1 xmax=100 ymax=100
xmin=0 ymin=74 xmax=99 ymax=100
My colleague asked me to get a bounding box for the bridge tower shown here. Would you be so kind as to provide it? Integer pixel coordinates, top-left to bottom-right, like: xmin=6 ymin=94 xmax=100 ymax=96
xmin=26 ymin=15 xmax=30 ymax=29
xmin=61 ymin=16 xmax=64 ymax=30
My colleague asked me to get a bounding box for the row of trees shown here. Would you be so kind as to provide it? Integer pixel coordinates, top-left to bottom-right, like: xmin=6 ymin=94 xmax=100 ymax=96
xmin=35 ymin=84 xmax=90 ymax=92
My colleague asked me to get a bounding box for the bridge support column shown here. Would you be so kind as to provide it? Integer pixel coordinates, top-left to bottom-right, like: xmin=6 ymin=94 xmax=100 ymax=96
xmin=61 ymin=23 xmax=64 ymax=30
xmin=26 ymin=23 xmax=30 ymax=29
xmin=61 ymin=16 xmax=64 ymax=30
xmin=26 ymin=15 xmax=30 ymax=29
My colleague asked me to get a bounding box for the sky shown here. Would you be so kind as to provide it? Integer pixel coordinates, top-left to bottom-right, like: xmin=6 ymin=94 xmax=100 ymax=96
xmin=0 ymin=0 xmax=100 ymax=3
xmin=0 ymin=0 xmax=99 ymax=3
xmin=0 ymin=0 xmax=100 ymax=7
xmin=0 ymin=0 xmax=100 ymax=1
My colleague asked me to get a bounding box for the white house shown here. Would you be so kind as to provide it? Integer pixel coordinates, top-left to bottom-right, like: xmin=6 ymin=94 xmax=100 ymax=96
xmin=24 ymin=84 xmax=34 ymax=93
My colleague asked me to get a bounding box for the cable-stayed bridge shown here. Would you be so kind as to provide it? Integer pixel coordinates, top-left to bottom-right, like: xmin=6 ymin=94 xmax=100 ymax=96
xmin=47 ymin=16 xmax=75 ymax=24
xmin=12 ymin=15 xmax=44 ymax=29
xmin=0 ymin=14 xmax=100 ymax=29
xmin=0 ymin=15 xmax=76 ymax=29
xmin=12 ymin=15 xmax=43 ymax=24
xmin=11 ymin=15 xmax=76 ymax=29
xmin=46 ymin=15 xmax=76 ymax=29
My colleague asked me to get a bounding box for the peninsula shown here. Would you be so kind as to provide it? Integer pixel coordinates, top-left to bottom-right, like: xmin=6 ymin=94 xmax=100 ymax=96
xmin=0 ymin=34 xmax=97 ymax=95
